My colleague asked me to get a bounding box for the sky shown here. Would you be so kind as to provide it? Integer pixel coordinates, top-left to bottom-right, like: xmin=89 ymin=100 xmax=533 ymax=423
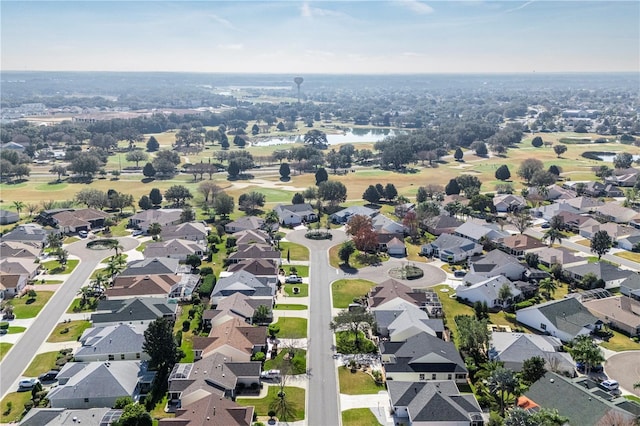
xmin=1 ymin=0 xmax=638 ymax=73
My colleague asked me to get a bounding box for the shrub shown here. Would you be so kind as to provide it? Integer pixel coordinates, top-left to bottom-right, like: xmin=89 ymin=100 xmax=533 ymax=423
xmin=305 ymin=231 xmax=332 ymax=240
xmin=515 ymin=300 xmax=535 ymax=310
xmin=252 ymin=351 xmax=266 ymax=362
xmin=0 ymin=322 xmax=9 ymax=330
xmin=200 ymin=266 xmax=213 ymax=276
xmin=182 ymin=320 xmax=191 ymax=331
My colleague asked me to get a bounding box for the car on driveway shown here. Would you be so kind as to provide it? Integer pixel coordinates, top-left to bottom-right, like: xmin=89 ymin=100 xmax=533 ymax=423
xmin=78 ymin=230 xmax=88 ymax=238
xmin=285 ymin=275 xmax=303 ymax=284
xmin=576 ymin=362 xmax=603 ymax=373
xmin=541 ymin=222 xmax=551 ymax=229
xmin=600 ymin=379 xmax=619 ymax=392
xmin=260 ymin=369 xmax=281 ymax=380
xmin=132 ymin=230 xmax=144 ymax=237
xmin=18 ymin=378 xmax=39 ymax=391
xmin=38 ymin=370 xmax=59 ymax=382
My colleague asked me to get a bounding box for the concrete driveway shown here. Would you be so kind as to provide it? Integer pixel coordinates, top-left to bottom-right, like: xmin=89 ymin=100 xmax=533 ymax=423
xmin=604 ymin=351 xmax=640 ymax=396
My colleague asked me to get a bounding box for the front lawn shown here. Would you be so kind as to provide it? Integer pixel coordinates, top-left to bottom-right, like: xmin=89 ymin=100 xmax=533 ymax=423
xmin=283 ymin=265 xmax=309 ymax=277
xmin=47 ymin=320 xmax=92 ymax=343
xmin=342 ymin=408 xmax=382 ymax=426
xmin=264 ymin=349 xmax=307 ymax=374
xmin=600 ymin=330 xmax=640 ymax=352
xmin=24 ymin=351 xmax=59 ymax=377
xmin=284 ymin=283 xmax=308 ymax=297
xmin=335 ymin=331 xmax=377 ymax=354
xmin=0 ymin=391 xmax=32 ymax=423
xmin=279 ymin=241 xmax=310 ymax=261
xmin=614 ymin=250 xmax=640 ymax=263
xmin=0 ymin=343 xmax=12 ymax=361
xmin=6 ymin=326 xmax=26 ymax=334
xmin=237 ymin=386 xmax=305 ymax=422
xmin=338 ymin=366 xmax=385 ymax=395
xmin=273 ymin=304 xmax=307 ymax=310
xmin=272 ymin=317 xmax=307 ymax=339
xmin=66 ymin=298 xmax=98 ymax=313
xmin=332 ymin=279 xmax=376 ymax=308
xmin=433 ymin=285 xmax=473 ymax=339
xmin=8 ymin=291 xmax=54 ymax=319
xmin=41 ymin=259 xmax=79 ymax=274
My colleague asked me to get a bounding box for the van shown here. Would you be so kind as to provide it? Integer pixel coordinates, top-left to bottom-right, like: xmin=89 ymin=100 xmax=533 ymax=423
xmin=600 ymin=379 xmax=619 ymax=391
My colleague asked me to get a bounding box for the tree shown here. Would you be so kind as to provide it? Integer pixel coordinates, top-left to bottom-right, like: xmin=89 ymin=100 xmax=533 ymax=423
xmin=315 ymin=167 xmax=328 ymax=185
xmin=55 ymin=248 xmax=69 ymax=267
xmin=253 ymin=304 xmax=271 ymax=325
xmin=227 ymin=160 xmax=240 ymax=179
xmin=517 ymin=158 xmax=544 ymax=184
xmin=593 ymin=165 xmax=613 ymax=181
xmin=148 ymin=222 xmax=162 ymax=239
xmin=591 ymin=230 xmax=612 ymax=259
xmin=285 ymin=192 xmax=303 ymax=205
xmin=338 ymin=241 xmax=356 ymax=266
xmin=488 ymin=367 xmax=520 ymax=416
xmin=520 ymin=356 xmax=546 ymax=385
xmin=303 ymin=129 xmax=328 ymax=148
xmin=454 ymin=315 xmax=490 ymax=360
xmin=164 ymin=185 xmax=193 ymax=207
xmin=212 ymin=192 xmax=234 ymax=219
xmin=318 ymin=180 xmax=347 ymax=207
xmin=329 ymin=308 xmax=375 ymax=350
xmin=553 ymin=144 xmax=567 ymax=158
xmin=149 ymin=188 xmax=163 ymax=207
xmin=498 ymin=283 xmax=514 ymax=307
xmin=49 ymin=164 xmax=67 ymax=182
xmin=26 ymin=203 xmax=39 ymax=217
xmin=542 ymin=228 xmax=563 ymax=247
xmin=47 ymin=232 xmax=63 ymax=250
xmin=185 ymin=254 xmax=202 ymax=270
xmin=68 ymin=152 xmax=103 ymax=178
xmin=117 ymin=402 xmax=153 ymax=426
xmin=106 ymin=254 xmax=126 ymax=279
xmin=239 ymin=191 xmax=266 ymax=213
xmin=508 ymin=211 xmax=532 ymax=234
xmin=456 ymin=175 xmax=482 ymax=198
xmin=138 ymin=195 xmax=152 ymax=210
xmin=454 ymin=147 xmax=464 ymax=161
xmin=146 ymin=135 xmax=160 ymax=152
xmin=570 ymin=335 xmax=604 ymax=375
xmin=531 ymin=136 xmax=543 ymax=147
xmin=504 ymin=407 xmax=568 ymax=426
xmin=531 ymin=170 xmax=557 ymax=186
xmin=12 ymin=201 xmax=24 ymax=217
xmin=125 ymin=150 xmax=148 ymax=168
xmin=362 ymin=185 xmax=381 ymax=204
xmin=445 ymin=178 xmax=460 ymax=195
xmin=142 ymin=162 xmax=156 ymax=179
xmin=416 ymin=186 xmax=429 ymax=203
xmin=548 ymin=165 xmax=562 ymax=176
xmin=472 ymin=141 xmax=488 ymax=156
xmin=613 ymin=152 xmax=633 ymax=169
xmin=538 ymin=277 xmax=557 ymax=299
xmin=346 ymin=215 xmax=373 ymax=236
xmin=143 ymin=317 xmax=182 ymax=376
xmin=495 ymin=164 xmax=511 ymax=181
xmin=279 ymin=162 xmax=290 ymax=179
xmin=384 ymin=183 xmax=398 ymax=202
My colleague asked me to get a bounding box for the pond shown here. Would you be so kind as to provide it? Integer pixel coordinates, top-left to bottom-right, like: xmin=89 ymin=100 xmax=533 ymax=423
xmin=252 ymin=128 xmax=403 ymax=147
xmin=597 ymin=153 xmax=640 ymax=163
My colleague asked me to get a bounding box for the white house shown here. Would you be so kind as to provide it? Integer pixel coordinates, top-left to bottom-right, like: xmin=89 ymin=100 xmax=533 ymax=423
xmin=421 ymin=234 xmax=482 ymax=263
xmin=456 ymin=275 xmax=522 ymax=309
xmin=273 ymin=203 xmax=317 ymax=226
xmin=468 ymin=249 xmax=526 ymax=281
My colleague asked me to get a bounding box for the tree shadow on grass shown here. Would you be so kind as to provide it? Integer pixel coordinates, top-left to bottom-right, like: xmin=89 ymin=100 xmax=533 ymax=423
xmin=339 ymin=264 xmax=358 ymax=275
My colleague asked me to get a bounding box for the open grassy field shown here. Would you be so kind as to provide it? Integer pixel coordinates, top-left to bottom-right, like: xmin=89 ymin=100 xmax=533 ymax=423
xmin=342 ymin=408 xmax=382 ymax=426
xmin=338 ymin=366 xmax=385 ymax=395
xmin=24 ymin=351 xmax=59 ymax=377
xmin=332 ymin=279 xmax=376 ymax=308
xmin=279 ymin=241 xmax=310 ymax=261
xmin=237 ymin=386 xmax=306 ymax=422
xmin=8 ymin=291 xmax=54 ymax=319
xmin=41 ymin=259 xmax=79 ymax=275
xmin=0 ymin=391 xmax=32 ymax=423
xmin=47 ymin=320 xmax=92 ymax=343
xmin=272 ymin=317 xmax=307 ymax=339
xmin=600 ymin=329 xmax=640 ymax=352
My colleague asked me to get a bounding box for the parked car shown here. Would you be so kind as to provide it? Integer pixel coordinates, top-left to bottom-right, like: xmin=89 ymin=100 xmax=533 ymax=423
xmin=576 ymin=362 xmax=603 ymax=373
xmin=260 ymin=369 xmax=281 ymax=380
xmin=285 ymin=275 xmax=303 ymax=284
xmin=453 ymin=270 xmax=466 ymax=278
xmin=18 ymin=378 xmax=39 ymax=391
xmin=132 ymin=230 xmax=144 ymax=236
xmin=78 ymin=230 xmax=88 ymax=238
xmin=38 ymin=370 xmax=59 ymax=382
xmin=600 ymin=379 xmax=619 ymax=392
xmin=541 ymin=222 xmax=551 ymax=229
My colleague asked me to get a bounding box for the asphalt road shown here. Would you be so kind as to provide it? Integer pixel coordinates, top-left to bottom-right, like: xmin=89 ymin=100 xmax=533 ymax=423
xmin=287 ymin=229 xmax=348 ymax=426
xmin=0 ymin=236 xmax=138 ymax=399
xmin=604 ymin=351 xmax=640 ymax=396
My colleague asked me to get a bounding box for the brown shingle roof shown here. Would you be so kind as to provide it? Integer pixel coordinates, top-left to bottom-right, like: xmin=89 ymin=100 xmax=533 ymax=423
xmin=193 ymin=319 xmax=266 ymax=358
xmin=106 ymin=274 xmax=181 ymax=298
xmin=159 ymin=392 xmax=253 ymax=426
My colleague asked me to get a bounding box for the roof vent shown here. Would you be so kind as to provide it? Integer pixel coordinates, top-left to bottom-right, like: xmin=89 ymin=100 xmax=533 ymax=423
xmin=550 ymin=378 xmax=555 ymax=383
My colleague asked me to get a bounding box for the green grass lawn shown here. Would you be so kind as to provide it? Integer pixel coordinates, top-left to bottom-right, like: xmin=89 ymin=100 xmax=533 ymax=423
xmin=0 ymin=343 xmax=12 ymax=361
xmin=283 ymin=264 xmax=309 ymax=277
xmin=39 ymin=279 xmax=63 ymax=285
xmin=6 ymin=326 xmax=26 ymax=334
xmin=8 ymin=291 xmax=54 ymax=319
xmin=342 ymin=408 xmax=382 ymax=426
xmin=433 ymin=285 xmax=474 ymax=340
xmin=24 ymin=351 xmax=59 ymax=377
xmin=237 ymin=386 xmax=305 ymax=422
xmin=279 ymin=241 xmax=310 ymax=261
xmin=273 ymin=304 xmax=307 ymax=310
xmin=338 ymin=366 xmax=385 ymax=395
xmin=149 ymin=395 xmax=175 ymax=421
xmin=264 ymin=349 xmax=307 ymax=374
xmin=63 ymin=236 xmax=79 ymax=244
xmin=624 ymin=395 xmax=640 ymax=403
xmin=284 ymin=283 xmax=308 ymax=297
xmin=0 ymin=391 xmax=32 ymax=424
xmin=47 ymin=320 xmax=92 ymax=343
xmin=66 ymin=298 xmax=98 ymax=313
xmin=272 ymin=317 xmax=307 ymax=339
xmin=600 ymin=330 xmax=640 ymax=352
xmin=41 ymin=259 xmax=79 ymax=274
xmin=332 ymin=279 xmax=376 ymax=308
xmin=614 ymin=251 xmax=640 ymax=263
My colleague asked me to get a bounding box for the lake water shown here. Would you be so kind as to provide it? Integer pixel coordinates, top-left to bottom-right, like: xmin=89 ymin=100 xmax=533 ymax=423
xmin=597 ymin=153 xmax=640 ymax=162
xmin=252 ymin=128 xmax=401 ymax=146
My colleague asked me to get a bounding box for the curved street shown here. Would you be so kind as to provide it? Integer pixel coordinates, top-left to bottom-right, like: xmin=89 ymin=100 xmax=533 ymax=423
xmin=604 ymin=351 xmax=640 ymax=397
xmin=0 ymin=236 xmax=138 ymax=399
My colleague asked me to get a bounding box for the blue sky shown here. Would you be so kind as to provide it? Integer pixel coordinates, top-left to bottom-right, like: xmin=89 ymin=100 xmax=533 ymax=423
xmin=1 ymin=1 xmax=638 ymax=73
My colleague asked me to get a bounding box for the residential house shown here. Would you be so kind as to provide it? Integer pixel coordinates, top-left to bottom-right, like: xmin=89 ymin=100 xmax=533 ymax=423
xmin=329 ymin=205 xmax=378 ymax=224
xmin=555 ymin=211 xmax=599 ymax=232
xmin=128 ymin=209 xmax=182 ymax=232
xmin=377 ymin=231 xmax=405 ymax=252
xmin=617 ymin=235 xmax=640 ymax=252
xmin=47 ymin=361 xmax=155 ymax=409
xmin=386 ymin=237 xmax=406 ymax=257
xmin=562 ymin=197 xmax=605 ymax=214
xmin=532 ymin=184 xmax=575 ymax=201
xmin=224 ymin=216 xmax=265 ymax=233
xmin=454 ymin=221 xmax=508 ymax=244
xmin=381 ymin=332 xmax=468 ymax=383
xmin=532 ymin=203 xmax=580 ymax=221
xmin=579 ymin=222 xmax=638 ymax=240
xmin=488 ymin=332 xmax=575 ymax=375
xmin=0 ymin=210 xmax=19 ymax=225
xmin=273 ymin=203 xmax=317 ymax=226
xmin=594 ymin=202 xmax=639 ymax=224
xmin=374 ymin=300 xmax=444 ymax=341
xmin=52 ymin=208 xmax=111 ymax=234
xmin=536 ymin=247 xmax=585 ymax=268
xmin=119 ymin=257 xmax=180 ymax=277
xmin=520 ymin=372 xmax=638 ymax=426
xmin=203 ymin=293 xmax=270 ymax=328
xmin=0 ymin=142 xmax=25 ymax=152
xmin=232 ymin=229 xmax=270 ymax=246
xmin=74 ymin=324 xmax=149 ymax=362
xmin=1 ymin=223 xmax=51 ymax=247
xmin=143 ymin=239 xmax=206 ymax=261
xmin=498 ymin=234 xmax=545 ymax=256
xmin=421 ymin=234 xmax=482 ymax=263
xmin=606 ymin=168 xmax=640 ymax=187
xmin=161 ymin=222 xmax=209 ymax=242
xmin=394 ymin=202 xmax=415 ymax=218
xmin=191 ymin=318 xmax=266 ymax=361
xmin=226 ymin=259 xmax=279 ymax=278
xmin=0 ymin=273 xmax=28 ymax=300
xmin=167 ymin=352 xmax=261 ymax=406
xmin=584 ymin=296 xmax=640 ymax=337
xmin=564 ymin=262 xmax=634 ymax=290
xmin=456 ymin=275 xmax=522 ymax=309
xmin=19 ymin=408 xmax=123 ymax=426
xmin=493 ymin=194 xmax=526 ymax=212
xmin=367 ymin=279 xmax=429 ymax=310
xmin=372 ymin=214 xmax=406 ymax=234
xmin=105 ymin=273 xmax=182 ymax=299
xmin=226 ymin=244 xmax=281 ymax=264
xmin=91 ymin=297 xmax=178 ymax=327
xmin=620 ymin=274 xmax=640 ymax=300
xmin=0 ymin=241 xmax=41 ymax=259
xmin=161 ymin=391 xmax=254 ymax=426
xmin=0 ymin=257 xmax=40 ymax=280
xmin=516 ymin=298 xmax=602 ymax=342
xmin=210 ymin=270 xmax=276 ymax=306
xmin=468 ymin=250 xmax=526 ymax=280
xmin=387 ymin=381 xmax=484 ymax=426
xmin=423 ymin=214 xmax=464 ymax=236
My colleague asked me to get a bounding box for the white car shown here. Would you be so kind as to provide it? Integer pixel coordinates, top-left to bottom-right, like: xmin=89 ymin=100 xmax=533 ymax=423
xmin=260 ymin=369 xmax=281 ymax=380
xmin=600 ymin=379 xmax=619 ymax=392
xmin=285 ymin=275 xmax=303 ymax=284
xmin=18 ymin=378 xmax=39 ymax=390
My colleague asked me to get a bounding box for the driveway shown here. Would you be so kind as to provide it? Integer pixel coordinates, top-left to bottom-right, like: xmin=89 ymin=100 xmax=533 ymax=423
xmin=604 ymin=351 xmax=640 ymax=396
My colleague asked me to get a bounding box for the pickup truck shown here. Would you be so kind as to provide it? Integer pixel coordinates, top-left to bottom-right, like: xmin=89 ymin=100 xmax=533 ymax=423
xmin=285 ymin=275 xmax=303 ymax=284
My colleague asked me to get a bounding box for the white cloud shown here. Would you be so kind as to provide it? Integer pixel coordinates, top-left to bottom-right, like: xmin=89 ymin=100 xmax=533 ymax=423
xmin=206 ymin=13 xmax=235 ymax=29
xmin=396 ymin=0 xmax=434 ymax=15
xmin=402 ymin=51 xmax=424 ymax=57
xmin=504 ymin=1 xmax=535 ymax=13
xmin=300 ymin=2 xmax=348 ymax=18
xmin=217 ymin=43 xmax=243 ymax=50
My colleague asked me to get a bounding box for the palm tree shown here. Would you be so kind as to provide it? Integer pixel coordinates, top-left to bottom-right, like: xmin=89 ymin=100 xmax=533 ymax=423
xmin=26 ymin=203 xmax=40 ymax=217
xmin=47 ymin=232 xmax=63 ymax=249
xmin=570 ymin=335 xmax=605 ymax=375
xmin=148 ymin=223 xmax=162 ymax=240
xmin=264 ymin=210 xmax=279 ymax=239
xmin=55 ymin=248 xmax=69 ymax=267
xmin=108 ymin=240 xmax=124 ymax=257
xmin=106 ymin=255 xmax=126 ymax=280
xmin=92 ymin=272 xmax=110 ymax=292
xmin=488 ymin=367 xmax=520 ymax=416
xmin=77 ymin=285 xmax=94 ymax=307
xmin=542 ymin=228 xmax=563 ymax=247
xmin=498 ymin=283 xmax=514 ymax=308
xmin=538 ymin=278 xmax=558 ymax=299
xmin=13 ymin=201 xmax=25 ymax=217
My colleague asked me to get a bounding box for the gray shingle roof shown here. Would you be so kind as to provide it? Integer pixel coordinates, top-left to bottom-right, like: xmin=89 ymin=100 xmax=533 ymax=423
xmin=565 ymin=262 xmax=634 ymax=282
xmin=523 ymin=298 xmax=600 ymax=337
xmin=91 ymin=298 xmax=177 ymax=324
xmin=75 ymin=324 xmax=146 ymax=360
xmin=381 ymin=332 xmax=466 ymax=374
xmin=120 ymin=257 xmax=179 ymax=276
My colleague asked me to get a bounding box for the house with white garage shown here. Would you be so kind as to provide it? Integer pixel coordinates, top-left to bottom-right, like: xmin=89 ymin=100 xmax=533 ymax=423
xmin=468 ymin=249 xmax=526 ymax=281
xmin=75 ymin=324 xmax=149 ymax=362
xmin=330 ymin=205 xmax=377 ymax=224
xmin=620 ymin=273 xmax=640 ymax=300
xmin=454 ymin=221 xmax=508 ymax=244
xmin=421 ymin=234 xmax=482 ymax=263
xmin=493 ymin=194 xmax=526 ymax=213
xmin=456 ymin=275 xmax=522 ymax=309
xmin=273 ymin=203 xmax=317 ymax=226
xmin=564 ymin=262 xmax=634 ymax=290
xmin=516 ymin=298 xmax=602 ymax=342
xmin=488 ymin=332 xmax=575 ymax=375
xmin=373 ymin=300 xmax=444 ymax=341
xmin=128 ymin=209 xmax=182 ymax=233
